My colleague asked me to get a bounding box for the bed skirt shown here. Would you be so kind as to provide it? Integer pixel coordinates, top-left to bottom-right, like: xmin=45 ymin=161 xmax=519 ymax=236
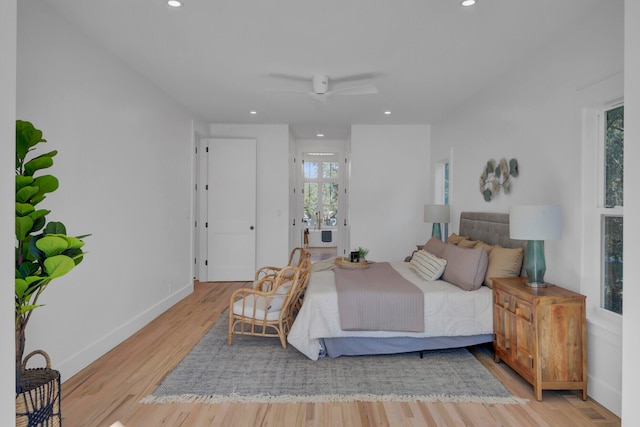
xmin=321 ymin=334 xmax=493 ymax=358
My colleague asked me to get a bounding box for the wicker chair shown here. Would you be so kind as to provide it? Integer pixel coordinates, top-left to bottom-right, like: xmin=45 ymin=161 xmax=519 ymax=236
xmin=228 ymin=262 xmax=308 ymax=349
xmin=254 ymin=247 xmax=308 ymax=283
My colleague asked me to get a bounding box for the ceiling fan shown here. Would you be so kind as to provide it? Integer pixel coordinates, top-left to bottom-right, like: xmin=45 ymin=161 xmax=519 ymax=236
xmin=267 ymin=73 xmax=378 ymax=102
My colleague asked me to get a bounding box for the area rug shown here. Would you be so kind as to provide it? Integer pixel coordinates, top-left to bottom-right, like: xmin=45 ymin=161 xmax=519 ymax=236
xmin=141 ymin=311 xmax=525 ymax=405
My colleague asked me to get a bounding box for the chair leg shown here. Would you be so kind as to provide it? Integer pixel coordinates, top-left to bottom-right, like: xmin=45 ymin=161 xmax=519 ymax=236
xmin=228 ymin=311 xmax=233 ymax=345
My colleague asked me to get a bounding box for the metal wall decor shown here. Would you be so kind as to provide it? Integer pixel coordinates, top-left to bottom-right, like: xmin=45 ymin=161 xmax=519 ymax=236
xmin=479 ymin=158 xmax=519 ymax=202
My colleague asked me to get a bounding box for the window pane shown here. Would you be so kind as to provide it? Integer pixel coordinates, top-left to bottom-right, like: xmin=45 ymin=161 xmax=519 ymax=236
xmin=304 ymin=161 xmax=318 ymax=179
xmin=322 ymin=162 xmax=339 ymax=179
xmin=605 ymin=106 xmax=624 ymax=208
xmin=603 ymin=216 xmax=623 ymax=314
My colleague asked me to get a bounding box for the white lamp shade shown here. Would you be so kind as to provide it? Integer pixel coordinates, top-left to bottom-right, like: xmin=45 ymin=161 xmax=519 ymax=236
xmin=424 ymin=204 xmax=450 ymax=223
xmin=509 ymin=204 xmax=562 ymax=240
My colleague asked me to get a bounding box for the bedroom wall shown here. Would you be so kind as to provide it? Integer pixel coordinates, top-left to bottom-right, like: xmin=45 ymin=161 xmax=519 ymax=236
xmin=1 ymin=0 xmax=17 ymax=423
xmin=208 ymin=124 xmax=291 ymax=269
xmin=431 ymin=1 xmax=624 ymax=416
xmin=17 ymin=1 xmax=196 ymax=381
xmin=350 ymin=125 xmax=431 ymax=262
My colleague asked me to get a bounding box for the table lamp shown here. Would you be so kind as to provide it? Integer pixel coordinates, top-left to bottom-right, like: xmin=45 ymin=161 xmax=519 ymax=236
xmin=509 ymin=204 xmax=562 ymax=287
xmin=424 ymin=204 xmax=450 ymax=241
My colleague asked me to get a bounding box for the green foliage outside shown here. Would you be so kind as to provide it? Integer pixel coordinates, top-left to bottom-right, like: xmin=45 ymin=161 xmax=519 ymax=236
xmin=603 ymin=106 xmax=623 ymax=314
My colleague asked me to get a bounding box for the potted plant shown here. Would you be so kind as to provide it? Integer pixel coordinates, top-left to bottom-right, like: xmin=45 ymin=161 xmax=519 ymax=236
xmin=357 ymin=247 xmax=369 ymax=261
xmin=15 ymin=120 xmax=88 ymax=424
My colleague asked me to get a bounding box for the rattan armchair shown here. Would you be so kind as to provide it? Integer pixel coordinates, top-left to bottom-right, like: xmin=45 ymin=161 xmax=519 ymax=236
xmin=228 ymin=262 xmax=308 ymax=349
xmin=254 ymin=247 xmax=308 ymax=283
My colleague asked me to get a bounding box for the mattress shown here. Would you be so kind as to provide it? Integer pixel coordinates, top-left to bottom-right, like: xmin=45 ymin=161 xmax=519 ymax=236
xmin=287 ymin=261 xmax=493 ymax=361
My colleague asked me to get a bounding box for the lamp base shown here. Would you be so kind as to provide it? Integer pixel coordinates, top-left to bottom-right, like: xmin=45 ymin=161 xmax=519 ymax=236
xmin=524 ymin=281 xmax=548 ymax=288
xmin=431 ymin=223 xmax=442 ymax=241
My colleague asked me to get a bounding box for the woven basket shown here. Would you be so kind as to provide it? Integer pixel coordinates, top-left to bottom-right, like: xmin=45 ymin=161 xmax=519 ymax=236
xmin=335 ymin=257 xmax=370 ymax=270
xmin=16 ymin=350 xmax=61 ymax=427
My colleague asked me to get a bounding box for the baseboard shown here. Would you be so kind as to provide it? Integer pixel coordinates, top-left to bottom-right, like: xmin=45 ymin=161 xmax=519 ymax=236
xmin=57 ymin=282 xmax=193 ymax=381
xmin=588 ymin=375 xmax=622 ymax=417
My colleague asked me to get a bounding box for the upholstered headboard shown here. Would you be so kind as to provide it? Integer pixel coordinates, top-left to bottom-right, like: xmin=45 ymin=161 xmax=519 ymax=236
xmin=459 ymin=212 xmax=527 ymax=253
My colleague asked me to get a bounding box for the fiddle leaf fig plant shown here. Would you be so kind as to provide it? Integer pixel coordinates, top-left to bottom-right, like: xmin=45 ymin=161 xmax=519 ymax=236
xmin=15 ymin=120 xmax=89 ymax=393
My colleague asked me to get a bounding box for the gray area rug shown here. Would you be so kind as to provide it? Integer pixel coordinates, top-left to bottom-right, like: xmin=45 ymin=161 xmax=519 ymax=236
xmin=142 ymin=311 xmax=524 ymax=404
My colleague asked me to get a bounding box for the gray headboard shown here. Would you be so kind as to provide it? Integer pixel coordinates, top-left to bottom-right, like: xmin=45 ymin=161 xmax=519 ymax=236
xmin=458 ymin=212 xmax=527 ymax=253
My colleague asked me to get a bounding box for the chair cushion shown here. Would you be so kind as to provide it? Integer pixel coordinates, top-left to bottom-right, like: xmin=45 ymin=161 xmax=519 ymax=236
xmin=232 ymin=295 xmax=281 ymax=321
xmin=266 ymin=282 xmax=292 ymax=312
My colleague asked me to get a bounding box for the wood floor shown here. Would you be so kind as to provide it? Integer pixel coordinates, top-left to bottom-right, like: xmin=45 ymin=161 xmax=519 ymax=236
xmin=61 ymin=281 xmax=621 ymax=427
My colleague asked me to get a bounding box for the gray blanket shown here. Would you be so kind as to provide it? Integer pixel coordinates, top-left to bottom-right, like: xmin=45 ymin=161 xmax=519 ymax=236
xmin=334 ymin=262 xmax=424 ymax=332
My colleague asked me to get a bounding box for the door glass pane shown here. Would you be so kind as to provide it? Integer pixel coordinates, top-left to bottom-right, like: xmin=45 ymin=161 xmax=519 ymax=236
xmin=304 ymin=161 xmax=318 ymax=179
xmin=605 ymin=106 xmax=623 ymax=208
xmin=602 ymin=215 xmax=623 ymax=314
xmin=322 ymin=182 xmax=338 ymax=226
xmin=304 ymin=182 xmax=318 ymax=227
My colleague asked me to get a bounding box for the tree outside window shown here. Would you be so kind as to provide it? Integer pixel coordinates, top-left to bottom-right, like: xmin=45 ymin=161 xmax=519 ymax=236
xmin=602 ymin=105 xmax=623 ymax=315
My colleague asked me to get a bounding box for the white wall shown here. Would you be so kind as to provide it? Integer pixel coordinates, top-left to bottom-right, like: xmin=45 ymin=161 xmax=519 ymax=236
xmin=209 ymin=124 xmax=290 ymax=269
xmin=622 ymin=1 xmax=640 ymax=424
xmin=17 ymin=1 xmax=195 ymax=381
xmin=1 ymin=0 xmax=17 ymax=424
xmin=431 ymin=1 xmax=624 ymax=415
xmin=350 ymin=125 xmax=431 ymax=261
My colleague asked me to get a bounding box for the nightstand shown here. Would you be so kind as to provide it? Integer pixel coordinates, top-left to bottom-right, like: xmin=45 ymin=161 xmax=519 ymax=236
xmin=492 ymin=277 xmax=587 ymax=401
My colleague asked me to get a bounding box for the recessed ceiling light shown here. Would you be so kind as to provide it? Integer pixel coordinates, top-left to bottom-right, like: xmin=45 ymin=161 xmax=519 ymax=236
xmin=384 ymin=111 xmax=391 ymax=115
xmin=461 ymin=0 xmax=476 ymax=6
xmin=167 ymin=0 xmax=182 ymax=7
xmin=316 ymin=133 xmax=324 ymax=137
xmin=250 ymin=111 xmax=257 ymax=115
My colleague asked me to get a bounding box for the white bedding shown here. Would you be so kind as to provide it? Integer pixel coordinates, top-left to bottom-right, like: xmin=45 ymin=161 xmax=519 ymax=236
xmin=287 ymin=261 xmax=493 ymax=360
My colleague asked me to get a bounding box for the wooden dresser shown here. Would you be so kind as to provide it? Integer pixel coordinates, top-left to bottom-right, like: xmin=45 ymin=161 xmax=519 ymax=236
xmin=492 ymin=277 xmax=587 ymax=401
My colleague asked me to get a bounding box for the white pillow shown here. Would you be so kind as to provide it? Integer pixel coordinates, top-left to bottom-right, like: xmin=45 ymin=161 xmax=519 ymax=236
xmin=266 ymin=282 xmax=292 ymax=312
xmin=409 ymin=250 xmax=447 ymax=281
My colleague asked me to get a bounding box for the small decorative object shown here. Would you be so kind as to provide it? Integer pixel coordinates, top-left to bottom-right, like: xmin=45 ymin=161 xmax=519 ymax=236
xmin=424 ymin=204 xmax=450 ymax=241
xmin=357 ymin=246 xmax=369 ymax=261
xmin=479 ymin=158 xmax=519 ymax=202
xmin=350 ymin=251 xmax=360 ymax=262
xmin=509 ymin=204 xmax=562 ymax=287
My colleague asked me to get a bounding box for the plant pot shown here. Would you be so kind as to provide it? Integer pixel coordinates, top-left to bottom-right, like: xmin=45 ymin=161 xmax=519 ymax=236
xmin=15 ymin=350 xmax=61 ymax=427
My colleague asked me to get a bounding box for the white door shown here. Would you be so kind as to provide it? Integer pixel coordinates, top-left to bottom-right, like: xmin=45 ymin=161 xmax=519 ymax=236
xmin=207 ymin=138 xmax=257 ymax=281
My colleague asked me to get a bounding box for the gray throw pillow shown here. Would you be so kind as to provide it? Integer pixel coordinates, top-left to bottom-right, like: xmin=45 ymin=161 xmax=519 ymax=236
xmin=441 ymin=244 xmax=489 ymax=291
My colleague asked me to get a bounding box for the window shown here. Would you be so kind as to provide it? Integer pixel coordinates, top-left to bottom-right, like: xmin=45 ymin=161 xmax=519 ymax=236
xmin=600 ymin=105 xmax=623 ymax=314
xmin=434 ymin=160 xmax=450 ymax=238
xmin=303 ymin=157 xmax=339 ymax=228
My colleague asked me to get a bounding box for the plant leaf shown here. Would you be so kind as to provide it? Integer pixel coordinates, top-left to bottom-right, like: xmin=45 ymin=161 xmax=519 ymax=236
xmin=16 ymin=203 xmax=35 ymax=217
xmin=44 ymin=221 xmax=67 ymax=235
xmin=16 ymin=120 xmax=46 ymax=167
xmin=32 ymin=175 xmax=59 ymax=198
xmin=36 ymin=235 xmax=70 ymax=257
xmin=16 ymin=175 xmax=34 ymax=191
xmin=16 ymin=217 xmax=34 ymax=241
xmin=15 ymin=185 xmax=39 ymax=203
xmin=43 ymin=255 xmax=76 ymax=279
xmin=24 ymin=155 xmax=54 ymax=177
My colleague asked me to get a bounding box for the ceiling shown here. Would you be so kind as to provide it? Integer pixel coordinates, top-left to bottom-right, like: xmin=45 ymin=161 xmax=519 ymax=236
xmin=39 ymin=0 xmax=602 ymax=140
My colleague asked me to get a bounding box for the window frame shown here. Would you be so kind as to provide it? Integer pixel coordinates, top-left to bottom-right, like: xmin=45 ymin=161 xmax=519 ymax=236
xmin=597 ymin=102 xmax=624 ymax=315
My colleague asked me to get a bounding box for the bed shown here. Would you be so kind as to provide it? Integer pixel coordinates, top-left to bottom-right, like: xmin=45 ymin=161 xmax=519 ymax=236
xmin=287 ymin=212 xmax=527 ymax=361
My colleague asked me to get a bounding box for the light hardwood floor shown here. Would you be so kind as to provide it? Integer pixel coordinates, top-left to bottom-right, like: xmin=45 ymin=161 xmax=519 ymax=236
xmin=61 ymin=281 xmax=621 ymax=427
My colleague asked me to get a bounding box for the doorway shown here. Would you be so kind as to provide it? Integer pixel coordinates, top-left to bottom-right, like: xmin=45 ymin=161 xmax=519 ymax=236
xmin=300 ymin=150 xmax=345 ymax=261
